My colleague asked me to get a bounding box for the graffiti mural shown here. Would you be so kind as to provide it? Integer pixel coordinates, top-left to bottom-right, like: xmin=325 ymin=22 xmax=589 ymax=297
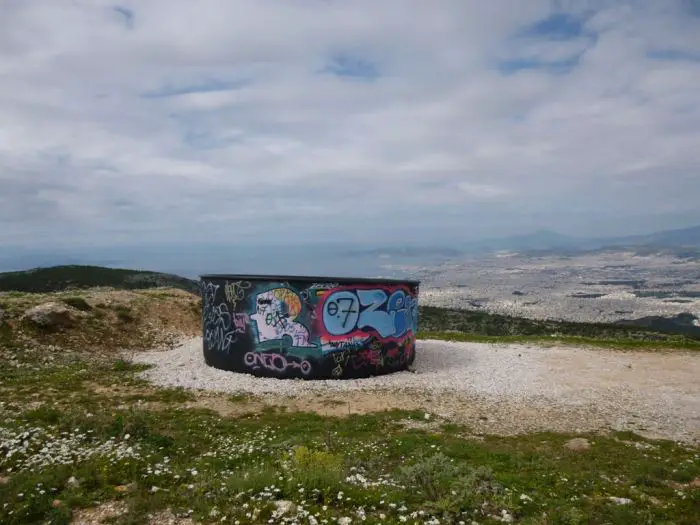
xmin=250 ymin=288 xmax=316 ymax=348
xmin=200 ymin=275 xmax=420 ymax=379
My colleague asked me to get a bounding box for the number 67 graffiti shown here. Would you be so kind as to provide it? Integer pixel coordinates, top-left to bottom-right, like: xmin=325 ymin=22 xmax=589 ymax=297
xmin=321 ymin=288 xmax=417 ymax=339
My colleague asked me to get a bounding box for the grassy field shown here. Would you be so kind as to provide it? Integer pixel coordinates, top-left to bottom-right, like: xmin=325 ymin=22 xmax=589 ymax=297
xmin=1 ymin=278 xmax=699 ymax=523
xmin=419 ymin=306 xmax=700 ymax=347
xmin=1 ymin=348 xmax=699 ymax=525
xmin=417 ymin=330 xmax=700 ymax=351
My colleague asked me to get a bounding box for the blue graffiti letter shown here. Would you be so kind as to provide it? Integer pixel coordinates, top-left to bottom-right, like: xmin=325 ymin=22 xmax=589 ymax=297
xmin=357 ymin=289 xmax=395 ymax=338
xmin=323 ymin=291 xmax=360 ymax=335
xmin=387 ymin=290 xmax=410 ymax=337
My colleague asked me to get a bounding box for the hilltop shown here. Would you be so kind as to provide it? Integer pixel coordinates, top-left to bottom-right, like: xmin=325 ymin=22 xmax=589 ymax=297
xmin=1 ymin=268 xmax=699 ymax=524
xmin=1 ymin=265 xmax=699 ymax=354
xmin=0 ymin=264 xmax=199 ymax=294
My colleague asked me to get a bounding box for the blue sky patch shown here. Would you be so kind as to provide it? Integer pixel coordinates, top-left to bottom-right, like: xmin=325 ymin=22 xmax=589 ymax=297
xmin=321 ymin=54 xmax=379 ymax=80
xmin=521 ymin=12 xmax=589 ymax=40
xmin=647 ymin=49 xmax=700 ymax=62
xmin=141 ymin=79 xmax=248 ymax=99
xmin=498 ymin=55 xmax=582 ymax=75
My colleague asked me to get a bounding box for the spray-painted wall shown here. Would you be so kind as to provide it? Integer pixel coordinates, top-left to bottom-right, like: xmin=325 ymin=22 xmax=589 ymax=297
xmin=200 ymin=275 xmax=420 ymax=379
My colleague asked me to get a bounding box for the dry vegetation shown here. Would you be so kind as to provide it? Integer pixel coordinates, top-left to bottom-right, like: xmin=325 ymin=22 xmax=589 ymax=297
xmin=0 ymin=287 xmax=201 ymax=357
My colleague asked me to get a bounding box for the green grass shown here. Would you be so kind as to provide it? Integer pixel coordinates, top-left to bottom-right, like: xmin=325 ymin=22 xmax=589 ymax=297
xmin=417 ymin=330 xmax=700 ymax=351
xmin=60 ymin=296 xmax=92 ymax=311
xmin=418 ymin=305 xmax=700 ymax=346
xmin=1 ymin=352 xmax=698 ymax=524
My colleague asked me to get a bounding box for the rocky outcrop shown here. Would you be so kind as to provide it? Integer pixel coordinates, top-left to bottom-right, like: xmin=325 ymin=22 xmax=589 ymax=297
xmin=21 ymin=302 xmax=85 ymax=329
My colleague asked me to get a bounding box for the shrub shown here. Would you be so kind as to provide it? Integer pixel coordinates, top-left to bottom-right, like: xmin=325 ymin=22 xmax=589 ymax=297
xmin=114 ymin=304 xmax=135 ymax=323
xmin=286 ymin=446 xmax=345 ymax=492
xmin=397 ymin=451 xmax=458 ymax=500
xmin=61 ymin=297 xmax=92 ymax=311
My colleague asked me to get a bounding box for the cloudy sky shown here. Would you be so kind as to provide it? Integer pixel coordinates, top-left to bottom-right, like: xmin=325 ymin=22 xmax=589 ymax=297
xmin=2 ymin=0 xmax=700 ymax=250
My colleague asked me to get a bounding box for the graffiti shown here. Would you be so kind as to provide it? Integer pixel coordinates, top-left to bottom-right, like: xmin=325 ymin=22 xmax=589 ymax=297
xmin=202 ymin=282 xmax=237 ymax=353
xmin=224 ymin=281 xmax=251 ymax=308
xmin=244 ymin=352 xmax=312 ymax=376
xmin=329 ymin=342 xmax=410 ymax=377
xmin=320 ymin=334 xmax=369 ymax=353
xmin=201 ymin=276 xmax=419 ymax=379
xmin=250 ymin=288 xmax=316 ymax=348
xmin=300 ymin=282 xmax=338 ymax=301
xmin=233 ymin=313 xmax=249 ymax=333
xmin=320 ymin=287 xmax=418 ymax=339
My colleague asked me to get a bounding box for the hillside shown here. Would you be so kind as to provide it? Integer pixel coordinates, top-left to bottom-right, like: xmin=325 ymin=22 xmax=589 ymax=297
xmin=1 ymin=265 xmax=699 ymax=352
xmin=420 ymin=306 xmax=700 ymax=342
xmin=0 ymin=265 xmax=199 ymax=294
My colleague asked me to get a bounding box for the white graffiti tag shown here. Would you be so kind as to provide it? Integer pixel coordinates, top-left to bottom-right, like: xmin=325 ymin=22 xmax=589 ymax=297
xmin=202 ymin=282 xmax=237 ymax=353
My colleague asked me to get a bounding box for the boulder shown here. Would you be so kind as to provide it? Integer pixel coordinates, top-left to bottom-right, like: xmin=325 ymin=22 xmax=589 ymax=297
xmin=21 ymin=302 xmax=83 ymax=329
xmin=564 ymin=438 xmax=591 ymax=451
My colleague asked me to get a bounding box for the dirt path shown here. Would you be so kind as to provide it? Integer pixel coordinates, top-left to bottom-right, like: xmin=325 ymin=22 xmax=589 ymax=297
xmin=135 ymin=339 xmax=700 ymax=443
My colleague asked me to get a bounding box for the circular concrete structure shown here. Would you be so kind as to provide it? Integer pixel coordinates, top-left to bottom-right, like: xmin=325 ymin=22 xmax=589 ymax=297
xmin=200 ymin=274 xmax=420 ymax=379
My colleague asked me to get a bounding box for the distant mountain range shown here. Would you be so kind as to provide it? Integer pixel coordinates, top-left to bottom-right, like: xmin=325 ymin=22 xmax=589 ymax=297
xmin=2 ymin=224 xmax=699 ymax=276
xmin=345 ymin=224 xmax=700 ymax=259
xmin=463 ymin=224 xmax=700 ymax=254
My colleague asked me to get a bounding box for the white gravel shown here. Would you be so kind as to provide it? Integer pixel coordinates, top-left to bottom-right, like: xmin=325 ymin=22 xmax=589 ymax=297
xmin=134 ymin=337 xmax=700 ymax=443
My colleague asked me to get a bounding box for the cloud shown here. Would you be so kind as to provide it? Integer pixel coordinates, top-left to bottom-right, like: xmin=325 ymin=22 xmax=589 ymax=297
xmin=1 ymin=0 xmax=699 ymax=249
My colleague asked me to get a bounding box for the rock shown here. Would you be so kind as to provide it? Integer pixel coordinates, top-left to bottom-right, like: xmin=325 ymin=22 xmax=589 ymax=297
xmin=273 ymin=500 xmax=296 ymax=517
xmin=564 ymin=438 xmax=591 ymax=451
xmin=21 ymin=302 xmax=83 ymax=328
xmin=608 ymin=496 xmax=632 ymax=505
xmin=0 ymin=475 xmax=9 ymax=485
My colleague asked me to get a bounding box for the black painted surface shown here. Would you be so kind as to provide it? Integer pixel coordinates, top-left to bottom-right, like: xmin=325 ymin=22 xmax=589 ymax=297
xmin=201 ymin=275 xmax=420 ymax=379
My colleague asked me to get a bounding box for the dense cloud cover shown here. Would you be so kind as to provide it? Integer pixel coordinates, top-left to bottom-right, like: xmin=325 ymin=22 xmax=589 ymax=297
xmin=1 ymin=0 xmax=699 ymax=248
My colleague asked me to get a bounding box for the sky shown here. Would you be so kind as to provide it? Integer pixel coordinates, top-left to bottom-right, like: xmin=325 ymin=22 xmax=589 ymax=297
xmin=1 ymin=0 xmax=700 ymax=252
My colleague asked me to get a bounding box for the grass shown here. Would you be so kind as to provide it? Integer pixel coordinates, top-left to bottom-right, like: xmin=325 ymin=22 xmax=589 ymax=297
xmin=60 ymin=296 xmax=92 ymax=311
xmin=1 ymin=270 xmax=699 ymax=521
xmin=417 ymin=330 xmax=700 ymax=351
xmin=418 ymin=306 xmax=700 ymax=346
xmin=1 ymin=346 xmax=699 ymax=524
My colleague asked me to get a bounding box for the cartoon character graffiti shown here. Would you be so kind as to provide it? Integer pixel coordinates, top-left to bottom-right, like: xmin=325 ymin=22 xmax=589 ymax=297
xmin=250 ymin=288 xmax=316 ymax=348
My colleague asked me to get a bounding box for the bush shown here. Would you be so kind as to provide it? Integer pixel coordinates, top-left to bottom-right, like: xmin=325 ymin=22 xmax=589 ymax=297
xmin=61 ymin=296 xmax=92 ymax=311
xmin=398 ymin=453 xmax=504 ymax=516
xmin=397 ymin=452 xmax=458 ymax=500
xmin=286 ymin=446 xmax=345 ymax=492
xmin=114 ymin=305 xmax=135 ymax=323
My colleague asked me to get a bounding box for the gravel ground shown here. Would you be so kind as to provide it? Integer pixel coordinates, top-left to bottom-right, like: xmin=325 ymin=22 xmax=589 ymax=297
xmin=134 ymin=338 xmax=700 ymax=443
